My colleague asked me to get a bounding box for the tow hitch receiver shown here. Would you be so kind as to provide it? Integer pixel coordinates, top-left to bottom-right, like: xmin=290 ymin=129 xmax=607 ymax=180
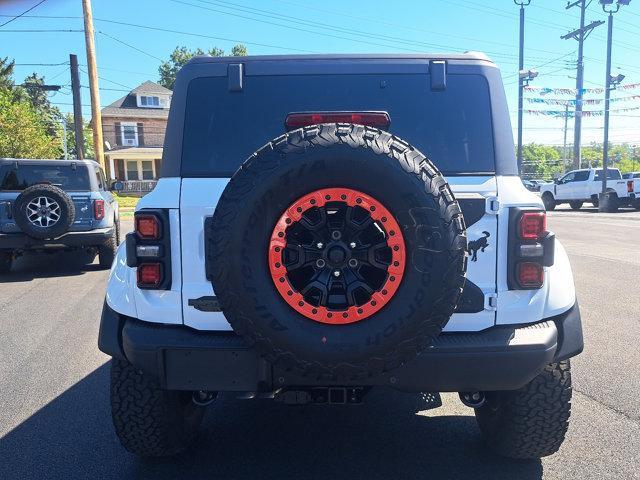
xmin=276 ymin=387 xmax=366 ymax=405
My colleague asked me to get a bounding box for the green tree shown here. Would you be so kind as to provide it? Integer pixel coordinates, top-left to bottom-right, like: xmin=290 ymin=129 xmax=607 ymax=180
xmin=62 ymin=113 xmax=94 ymax=159
xmin=616 ymin=157 xmax=640 ymax=173
xmin=0 ymin=57 xmax=16 ymax=91
xmin=521 ymin=143 xmax=564 ymax=180
xmin=158 ymin=44 xmax=247 ymax=89
xmin=22 ymin=73 xmax=62 ymax=137
xmin=0 ymin=88 xmax=60 ymax=158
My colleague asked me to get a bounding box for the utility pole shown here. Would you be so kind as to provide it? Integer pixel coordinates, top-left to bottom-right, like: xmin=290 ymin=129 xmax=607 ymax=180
xmin=562 ymin=104 xmax=569 ymax=171
xmin=69 ymin=54 xmax=84 ymax=160
xmin=515 ymin=0 xmax=531 ymax=174
xmin=599 ymin=0 xmax=630 ymax=212
xmin=562 ymin=0 xmax=604 ymax=170
xmin=82 ymin=0 xmax=104 ymax=169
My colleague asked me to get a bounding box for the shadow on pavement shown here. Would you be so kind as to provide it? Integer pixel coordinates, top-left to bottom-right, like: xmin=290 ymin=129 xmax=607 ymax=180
xmin=0 ymin=250 xmax=102 ymax=283
xmin=0 ymin=363 xmax=543 ymax=480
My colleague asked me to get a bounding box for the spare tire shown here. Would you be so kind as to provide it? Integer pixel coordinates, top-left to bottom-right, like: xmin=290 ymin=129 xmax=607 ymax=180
xmin=12 ymin=183 xmax=75 ymax=239
xmin=207 ymin=124 xmax=467 ymax=380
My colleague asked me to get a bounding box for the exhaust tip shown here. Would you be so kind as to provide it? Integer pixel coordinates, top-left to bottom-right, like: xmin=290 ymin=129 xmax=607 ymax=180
xmin=459 ymin=391 xmax=486 ymax=408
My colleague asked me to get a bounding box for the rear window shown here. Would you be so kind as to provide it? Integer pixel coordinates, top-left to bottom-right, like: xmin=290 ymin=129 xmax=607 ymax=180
xmin=0 ymin=164 xmax=91 ymax=191
xmin=181 ymin=74 xmax=495 ymax=177
xmin=594 ymin=169 xmax=622 ymax=181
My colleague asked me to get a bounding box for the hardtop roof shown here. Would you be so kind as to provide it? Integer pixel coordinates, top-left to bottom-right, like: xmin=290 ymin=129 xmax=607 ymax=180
xmin=0 ymin=158 xmax=101 ymax=168
xmin=185 ymin=52 xmax=495 ymax=67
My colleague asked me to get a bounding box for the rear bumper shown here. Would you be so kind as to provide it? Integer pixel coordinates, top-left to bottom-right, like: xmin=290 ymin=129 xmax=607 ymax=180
xmin=99 ymin=302 xmax=583 ymax=393
xmin=0 ymin=227 xmax=113 ymax=250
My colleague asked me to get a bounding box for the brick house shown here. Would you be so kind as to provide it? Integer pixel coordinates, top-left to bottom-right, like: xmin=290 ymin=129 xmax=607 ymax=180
xmin=101 ymin=81 xmax=171 ymax=194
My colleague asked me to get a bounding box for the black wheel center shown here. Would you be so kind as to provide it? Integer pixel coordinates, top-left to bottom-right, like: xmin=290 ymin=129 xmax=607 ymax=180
xmin=327 ymin=245 xmax=347 ymax=265
xmin=281 ymin=201 xmax=393 ymax=310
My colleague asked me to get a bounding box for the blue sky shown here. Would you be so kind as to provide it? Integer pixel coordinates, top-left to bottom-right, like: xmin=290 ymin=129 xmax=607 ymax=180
xmin=2 ymin=0 xmax=640 ymax=146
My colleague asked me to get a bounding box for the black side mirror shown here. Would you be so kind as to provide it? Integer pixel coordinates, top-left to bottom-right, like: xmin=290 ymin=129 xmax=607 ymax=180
xmin=111 ymin=181 xmax=124 ymax=192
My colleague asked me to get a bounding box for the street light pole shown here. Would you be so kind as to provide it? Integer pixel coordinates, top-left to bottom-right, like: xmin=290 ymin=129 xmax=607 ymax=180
xmin=515 ymin=0 xmax=531 ymax=175
xmin=599 ymin=0 xmax=630 ymax=212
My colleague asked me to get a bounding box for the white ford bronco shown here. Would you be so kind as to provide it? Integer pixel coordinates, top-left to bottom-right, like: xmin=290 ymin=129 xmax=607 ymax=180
xmin=99 ymin=53 xmax=583 ymax=459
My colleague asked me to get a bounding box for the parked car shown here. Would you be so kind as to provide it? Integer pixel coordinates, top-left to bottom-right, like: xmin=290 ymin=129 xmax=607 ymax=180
xmin=539 ymin=167 xmax=635 ymax=211
xmin=98 ymin=53 xmax=583 ymax=460
xmin=622 ymin=172 xmax=640 ymax=179
xmin=522 ymin=179 xmax=539 ymax=191
xmin=0 ymin=158 xmax=120 ymax=273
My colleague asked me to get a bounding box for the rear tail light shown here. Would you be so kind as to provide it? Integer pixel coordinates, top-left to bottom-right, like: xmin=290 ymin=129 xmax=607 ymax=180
xmin=628 ymin=180 xmax=634 ymax=193
xmin=127 ymin=210 xmax=171 ymax=290
xmin=137 ymin=263 xmax=162 ymax=288
xmin=517 ymin=262 xmax=544 ymax=288
xmin=135 ymin=214 xmax=160 ymax=240
xmin=285 ymin=112 xmax=390 ymax=130
xmin=509 ymin=209 xmax=554 ymax=290
xmin=519 ymin=211 xmax=546 ymax=240
xmin=93 ymin=199 xmax=105 ymax=220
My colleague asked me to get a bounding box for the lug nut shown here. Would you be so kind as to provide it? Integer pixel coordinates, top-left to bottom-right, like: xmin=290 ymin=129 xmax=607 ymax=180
xmin=333 ymin=270 xmax=341 ymax=277
xmin=348 ymin=259 xmax=358 ymax=268
xmin=331 ymin=231 xmax=341 ymax=240
xmin=317 ymin=242 xmax=324 ymax=249
xmin=316 ymin=259 xmax=326 ymax=268
xmin=349 ymin=242 xmax=356 ymax=248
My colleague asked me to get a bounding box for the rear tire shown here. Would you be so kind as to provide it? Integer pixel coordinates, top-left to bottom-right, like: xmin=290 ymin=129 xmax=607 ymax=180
xmin=569 ymin=201 xmax=583 ymax=210
xmin=0 ymin=251 xmax=12 ymax=274
xmin=98 ymin=218 xmax=120 ymax=269
xmin=110 ymin=358 xmax=205 ymax=457
xmin=475 ymin=361 xmax=572 ymax=459
xmin=542 ymin=192 xmax=556 ymax=211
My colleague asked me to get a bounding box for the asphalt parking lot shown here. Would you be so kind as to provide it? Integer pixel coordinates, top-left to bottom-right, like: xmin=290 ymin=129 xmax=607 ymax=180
xmin=1 ymin=211 xmax=639 ymax=480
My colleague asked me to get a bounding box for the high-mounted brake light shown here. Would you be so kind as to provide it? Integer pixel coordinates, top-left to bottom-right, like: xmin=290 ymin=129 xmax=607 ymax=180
xmin=94 ymin=199 xmax=105 ymax=220
xmin=137 ymin=263 xmax=162 ymax=288
xmin=285 ymin=112 xmax=390 ymax=130
xmin=135 ymin=214 xmax=160 ymax=240
xmin=519 ymin=211 xmax=546 ymax=240
xmin=517 ymin=262 xmax=544 ymax=288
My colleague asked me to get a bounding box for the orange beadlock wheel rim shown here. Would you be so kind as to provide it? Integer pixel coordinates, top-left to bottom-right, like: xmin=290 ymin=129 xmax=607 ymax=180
xmin=268 ymin=188 xmax=406 ymax=325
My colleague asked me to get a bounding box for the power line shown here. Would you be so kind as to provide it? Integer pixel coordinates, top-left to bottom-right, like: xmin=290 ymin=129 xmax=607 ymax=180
xmin=14 ymin=61 xmax=68 ymax=66
xmin=0 ymin=0 xmax=47 ymax=28
xmin=192 ymin=0 xmax=562 ymax=62
xmin=97 ymin=31 xmax=164 ymax=62
xmin=0 ymin=29 xmax=83 ymax=33
xmin=94 ymin=17 xmax=316 ymax=54
xmin=79 ymin=66 xmax=134 ymax=90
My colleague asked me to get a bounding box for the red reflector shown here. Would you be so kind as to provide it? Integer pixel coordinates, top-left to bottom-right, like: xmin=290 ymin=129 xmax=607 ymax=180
xmin=519 ymin=212 xmax=546 ymax=240
xmin=517 ymin=262 xmax=544 ymax=288
xmin=135 ymin=214 xmax=160 ymax=240
xmin=285 ymin=112 xmax=390 ymax=130
xmin=628 ymin=181 xmax=634 ymax=193
xmin=137 ymin=263 xmax=162 ymax=288
xmin=93 ymin=199 xmax=105 ymax=220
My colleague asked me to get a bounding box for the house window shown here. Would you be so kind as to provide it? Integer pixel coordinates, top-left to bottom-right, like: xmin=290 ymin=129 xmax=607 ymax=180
xmin=124 ymin=160 xmax=157 ymax=181
xmin=126 ymin=161 xmax=140 ymax=180
xmin=121 ymin=123 xmax=138 ymax=146
xmin=140 ymin=95 xmax=160 ymax=107
xmin=141 ymin=161 xmax=154 ymax=180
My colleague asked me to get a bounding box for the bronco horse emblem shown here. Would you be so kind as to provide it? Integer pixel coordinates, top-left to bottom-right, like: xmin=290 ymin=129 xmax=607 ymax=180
xmin=468 ymin=231 xmax=490 ymax=262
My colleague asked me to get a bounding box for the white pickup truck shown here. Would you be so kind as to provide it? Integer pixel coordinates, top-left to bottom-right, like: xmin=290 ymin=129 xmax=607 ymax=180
xmin=540 ymin=167 xmax=639 ymax=211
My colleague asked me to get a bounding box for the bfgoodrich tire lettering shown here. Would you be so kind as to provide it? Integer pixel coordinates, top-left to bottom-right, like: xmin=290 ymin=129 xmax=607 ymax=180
xmin=475 ymin=361 xmax=572 ymax=459
xmin=207 ymin=123 xmax=467 ymax=380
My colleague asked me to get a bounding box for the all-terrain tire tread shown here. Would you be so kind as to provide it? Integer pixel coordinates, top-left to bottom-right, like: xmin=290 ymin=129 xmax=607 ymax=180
xmin=110 ymin=358 xmax=204 ymax=457
xmin=207 ymin=123 xmax=467 ymax=380
xmin=475 ymin=361 xmax=572 ymax=459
